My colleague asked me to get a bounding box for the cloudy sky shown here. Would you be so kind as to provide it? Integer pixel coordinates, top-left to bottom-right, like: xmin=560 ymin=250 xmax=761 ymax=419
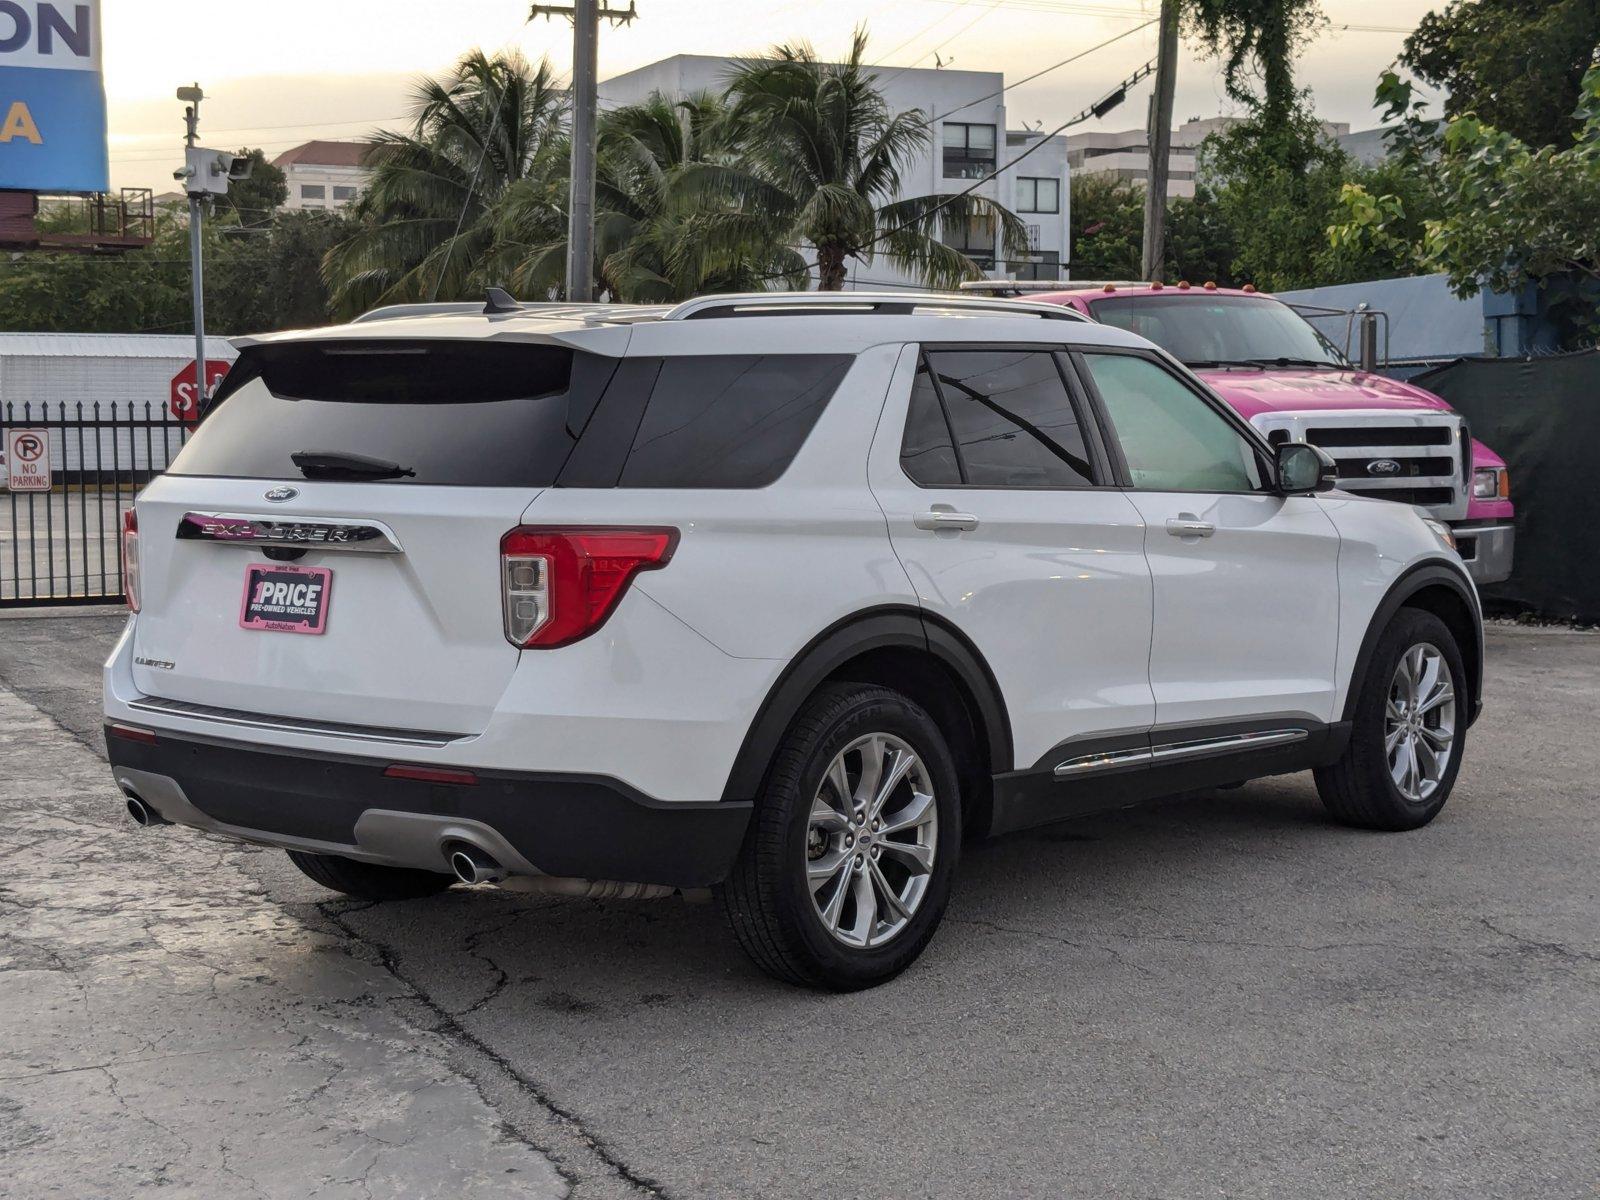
xmin=103 ymin=0 xmax=1440 ymax=191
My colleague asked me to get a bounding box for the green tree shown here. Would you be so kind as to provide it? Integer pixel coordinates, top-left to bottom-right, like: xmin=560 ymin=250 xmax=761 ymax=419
xmin=1402 ymin=0 xmax=1600 ymax=150
xmin=215 ymin=147 xmax=288 ymax=227
xmin=495 ymin=92 xmax=806 ymax=302
xmin=1067 ymin=174 xmax=1143 ymax=280
xmin=210 ymin=209 xmax=358 ymax=332
xmin=1199 ymin=96 xmax=1351 ymax=290
xmin=1163 ymin=185 xmax=1237 ymax=285
xmin=322 ymin=50 xmax=568 ymax=318
xmin=1183 ymin=0 xmax=1326 ymax=119
xmin=689 ymin=30 xmax=1028 ymax=291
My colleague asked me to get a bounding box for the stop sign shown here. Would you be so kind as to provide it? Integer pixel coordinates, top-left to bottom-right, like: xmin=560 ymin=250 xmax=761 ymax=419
xmin=170 ymin=359 xmax=232 ymax=421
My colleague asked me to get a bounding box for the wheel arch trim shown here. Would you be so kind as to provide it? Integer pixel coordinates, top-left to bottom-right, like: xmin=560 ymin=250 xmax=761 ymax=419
xmin=720 ymin=606 xmax=1013 ymax=802
xmin=1343 ymin=559 xmax=1484 ymax=726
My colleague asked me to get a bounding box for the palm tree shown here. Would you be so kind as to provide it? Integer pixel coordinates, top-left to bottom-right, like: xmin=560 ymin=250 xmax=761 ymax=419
xmin=690 ymin=30 xmax=1029 ymax=291
xmin=495 ymin=92 xmax=808 ymax=302
xmin=322 ymin=50 xmax=567 ymax=319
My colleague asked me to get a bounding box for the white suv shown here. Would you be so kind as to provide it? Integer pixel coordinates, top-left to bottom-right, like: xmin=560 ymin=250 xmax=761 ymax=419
xmin=105 ymin=292 xmax=1483 ymax=990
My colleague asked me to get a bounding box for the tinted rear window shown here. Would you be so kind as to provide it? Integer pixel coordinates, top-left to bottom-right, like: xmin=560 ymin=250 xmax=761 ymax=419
xmin=617 ymin=354 xmax=852 ymax=488
xmin=171 ymin=340 xmax=608 ymax=487
xmin=170 ymin=342 xmax=850 ymax=489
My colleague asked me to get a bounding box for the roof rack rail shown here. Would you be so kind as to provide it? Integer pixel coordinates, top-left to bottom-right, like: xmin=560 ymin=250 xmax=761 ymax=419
xmin=664 ymin=291 xmax=1088 ymax=322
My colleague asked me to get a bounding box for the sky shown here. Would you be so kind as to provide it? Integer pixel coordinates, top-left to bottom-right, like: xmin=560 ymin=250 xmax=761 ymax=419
xmin=102 ymin=0 xmax=1443 ymax=192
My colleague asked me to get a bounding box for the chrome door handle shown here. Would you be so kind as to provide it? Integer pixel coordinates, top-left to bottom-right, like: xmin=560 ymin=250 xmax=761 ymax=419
xmin=1165 ymin=517 xmax=1215 ymax=538
xmin=914 ymin=510 xmax=979 ymax=532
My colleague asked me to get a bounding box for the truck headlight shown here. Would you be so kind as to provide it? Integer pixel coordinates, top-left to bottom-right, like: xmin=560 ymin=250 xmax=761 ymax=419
xmin=1473 ymin=466 xmax=1509 ymax=500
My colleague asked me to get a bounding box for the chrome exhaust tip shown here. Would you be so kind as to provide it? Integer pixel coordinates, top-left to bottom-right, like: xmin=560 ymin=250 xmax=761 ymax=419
xmin=449 ymin=845 xmax=506 ymax=885
xmin=123 ymin=790 xmax=170 ymax=827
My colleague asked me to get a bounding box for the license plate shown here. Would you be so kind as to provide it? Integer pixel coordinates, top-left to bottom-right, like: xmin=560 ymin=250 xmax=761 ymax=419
xmin=239 ymin=563 xmax=332 ymax=634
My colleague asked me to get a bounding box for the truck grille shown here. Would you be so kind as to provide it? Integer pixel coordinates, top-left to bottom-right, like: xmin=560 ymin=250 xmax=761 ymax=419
xmin=1253 ymin=413 xmax=1467 ymax=521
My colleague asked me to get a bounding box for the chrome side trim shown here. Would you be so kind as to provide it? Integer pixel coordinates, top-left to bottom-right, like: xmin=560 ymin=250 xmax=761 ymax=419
xmin=1150 ymin=727 xmax=1308 ymax=762
xmin=1053 ymin=747 xmax=1152 ymax=777
xmin=1053 ymin=728 xmax=1308 ymax=777
xmin=176 ymin=512 xmax=404 ymax=554
xmin=127 ymin=695 xmax=465 ymax=748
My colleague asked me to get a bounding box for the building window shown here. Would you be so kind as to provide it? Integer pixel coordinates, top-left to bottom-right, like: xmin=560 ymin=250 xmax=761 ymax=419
xmin=942 ymin=123 xmax=996 ymax=179
xmin=1016 ymin=177 xmax=1060 ymax=214
xmin=942 ymin=214 xmax=996 ymax=269
xmin=300 ymin=185 xmax=326 ymax=200
xmin=1007 ymin=250 xmax=1061 ymax=281
xmin=332 ymin=186 xmax=357 ymax=202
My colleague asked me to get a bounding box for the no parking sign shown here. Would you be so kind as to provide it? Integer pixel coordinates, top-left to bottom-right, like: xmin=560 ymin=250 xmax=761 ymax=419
xmin=5 ymin=428 xmax=51 ymax=491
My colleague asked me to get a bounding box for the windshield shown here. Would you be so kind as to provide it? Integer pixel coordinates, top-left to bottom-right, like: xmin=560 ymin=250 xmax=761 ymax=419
xmin=1088 ymin=294 xmax=1346 ymax=368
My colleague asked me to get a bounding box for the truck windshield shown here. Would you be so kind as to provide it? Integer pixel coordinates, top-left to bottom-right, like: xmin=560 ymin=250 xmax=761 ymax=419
xmin=1088 ymin=294 xmax=1346 ymax=369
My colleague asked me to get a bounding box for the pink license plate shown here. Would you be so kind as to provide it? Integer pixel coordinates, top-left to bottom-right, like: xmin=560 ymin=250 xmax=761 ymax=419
xmin=239 ymin=563 xmax=332 ymax=634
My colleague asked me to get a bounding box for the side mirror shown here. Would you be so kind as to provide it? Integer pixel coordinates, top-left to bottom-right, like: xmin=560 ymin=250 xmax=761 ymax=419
xmin=1276 ymin=442 xmax=1337 ymax=494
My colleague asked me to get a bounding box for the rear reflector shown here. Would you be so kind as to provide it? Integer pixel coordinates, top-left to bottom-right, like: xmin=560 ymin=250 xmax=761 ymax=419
xmin=383 ymin=764 xmax=479 ymax=786
xmin=108 ymin=723 xmax=158 ymax=745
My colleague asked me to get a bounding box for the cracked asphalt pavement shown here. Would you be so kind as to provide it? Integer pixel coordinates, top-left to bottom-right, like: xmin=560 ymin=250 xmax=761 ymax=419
xmin=2 ymin=613 xmax=1597 ymax=1199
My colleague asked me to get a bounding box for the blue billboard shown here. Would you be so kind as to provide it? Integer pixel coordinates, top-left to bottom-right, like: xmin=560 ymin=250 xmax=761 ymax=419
xmin=0 ymin=1 xmax=108 ymax=193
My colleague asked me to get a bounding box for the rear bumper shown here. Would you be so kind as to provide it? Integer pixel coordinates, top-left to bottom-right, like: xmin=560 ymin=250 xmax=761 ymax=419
xmin=105 ymin=727 xmax=751 ymax=889
xmin=1453 ymin=522 xmax=1514 ymax=586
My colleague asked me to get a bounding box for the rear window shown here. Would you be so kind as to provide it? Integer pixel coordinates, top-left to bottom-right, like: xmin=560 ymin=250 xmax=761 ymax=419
xmin=171 ymin=341 xmax=851 ymax=489
xmin=172 ymin=340 xmax=607 ymax=487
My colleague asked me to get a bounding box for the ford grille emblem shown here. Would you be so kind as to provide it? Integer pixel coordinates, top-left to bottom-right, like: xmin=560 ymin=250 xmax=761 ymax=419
xmin=264 ymin=486 xmax=299 ymax=503
xmin=1367 ymin=459 xmax=1402 ymax=477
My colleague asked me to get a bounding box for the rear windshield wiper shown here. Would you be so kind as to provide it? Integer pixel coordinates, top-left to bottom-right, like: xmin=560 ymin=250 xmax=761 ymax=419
xmin=290 ymin=450 xmax=416 ymax=480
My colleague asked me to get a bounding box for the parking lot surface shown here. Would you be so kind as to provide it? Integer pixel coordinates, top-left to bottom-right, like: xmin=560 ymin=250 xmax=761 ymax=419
xmin=1 ymin=613 xmax=1596 ymax=1198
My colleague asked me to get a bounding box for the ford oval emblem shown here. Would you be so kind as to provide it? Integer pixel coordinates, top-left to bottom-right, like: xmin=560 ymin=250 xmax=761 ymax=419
xmin=264 ymin=486 xmax=299 ymax=503
xmin=1367 ymin=459 xmax=1402 ymax=477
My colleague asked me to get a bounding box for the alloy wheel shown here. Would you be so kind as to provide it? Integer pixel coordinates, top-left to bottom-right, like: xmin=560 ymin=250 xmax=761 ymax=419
xmin=1385 ymin=642 xmax=1456 ymax=803
xmin=804 ymin=733 xmax=938 ymax=949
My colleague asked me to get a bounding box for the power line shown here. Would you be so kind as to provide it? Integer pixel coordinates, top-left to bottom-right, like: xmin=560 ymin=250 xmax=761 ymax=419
xmin=931 ymin=18 xmax=1157 ymax=122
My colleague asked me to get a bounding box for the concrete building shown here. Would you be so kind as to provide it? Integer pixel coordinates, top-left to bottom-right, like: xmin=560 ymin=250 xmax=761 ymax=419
xmin=598 ymin=55 xmax=1072 ymax=287
xmin=1067 ymin=115 xmax=1351 ymax=197
xmin=271 ymin=141 xmax=374 ymax=211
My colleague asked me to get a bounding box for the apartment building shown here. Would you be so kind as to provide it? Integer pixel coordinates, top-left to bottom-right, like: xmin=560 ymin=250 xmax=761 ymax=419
xmin=1067 ymin=116 xmax=1351 ymax=197
xmin=599 ymin=55 xmax=1072 ymax=286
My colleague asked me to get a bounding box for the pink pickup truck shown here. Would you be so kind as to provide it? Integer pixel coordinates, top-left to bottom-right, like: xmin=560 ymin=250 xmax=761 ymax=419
xmin=993 ymin=283 xmax=1514 ymax=585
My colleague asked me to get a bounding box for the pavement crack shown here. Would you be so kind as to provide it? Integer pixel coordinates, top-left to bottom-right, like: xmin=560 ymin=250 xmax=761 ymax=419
xmin=1481 ymin=917 xmax=1600 ymax=966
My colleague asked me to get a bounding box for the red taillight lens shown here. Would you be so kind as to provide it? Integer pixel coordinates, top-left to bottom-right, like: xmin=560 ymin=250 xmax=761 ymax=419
xmin=500 ymin=526 xmax=677 ymax=648
xmin=122 ymin=507 xmax=141 ymax=613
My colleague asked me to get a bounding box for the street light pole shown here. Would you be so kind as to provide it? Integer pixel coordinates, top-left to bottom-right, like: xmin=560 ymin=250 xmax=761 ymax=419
xmin=179 ymin=84 xmax=206 ymax=400
xmin=530 ymin=1 xmax=637 ymax=302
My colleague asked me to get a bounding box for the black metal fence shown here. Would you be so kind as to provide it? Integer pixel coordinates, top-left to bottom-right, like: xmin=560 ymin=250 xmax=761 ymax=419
xmin=1 ymin=400 xmax=192 ymax=607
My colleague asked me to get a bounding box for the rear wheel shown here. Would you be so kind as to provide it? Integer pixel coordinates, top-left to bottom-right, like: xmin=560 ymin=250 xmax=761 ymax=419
xmin=1316 ymin=608 xmax=1467 ymax=831
xmin=286 ymin=850 xmax=455 ymax=901
xmin=720 ymin=683 xmax=962 ymax=991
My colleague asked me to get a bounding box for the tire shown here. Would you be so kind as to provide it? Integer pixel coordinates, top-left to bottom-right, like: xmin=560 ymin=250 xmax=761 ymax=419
xmin=719 ymin=683 xmax=963 ymax=991
xmin=286 ymin=850 xmax=456 ymax=901
xmin=1315 ymin=608 xmax=1468 ymax=831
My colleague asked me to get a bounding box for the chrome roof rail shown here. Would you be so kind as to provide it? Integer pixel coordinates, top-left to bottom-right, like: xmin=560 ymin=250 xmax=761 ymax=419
xmin=664 ymin=291 xmax=1089 ymax=322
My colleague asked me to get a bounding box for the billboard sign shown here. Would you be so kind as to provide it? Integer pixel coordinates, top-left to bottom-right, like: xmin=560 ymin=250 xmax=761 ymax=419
xmin=0 ymin=1 xmax=108 ymax=193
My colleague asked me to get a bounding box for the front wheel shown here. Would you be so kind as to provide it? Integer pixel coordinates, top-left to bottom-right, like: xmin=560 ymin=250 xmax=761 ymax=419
xmin=719 ymin=683 xmax=962 ymax=990
xmin=1315 ymin=608 xmax=1467 ymax=831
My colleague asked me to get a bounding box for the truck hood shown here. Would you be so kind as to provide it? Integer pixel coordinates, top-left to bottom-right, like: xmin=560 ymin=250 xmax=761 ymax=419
xmin=1193 ymin=367 xmax=1453 ymax=420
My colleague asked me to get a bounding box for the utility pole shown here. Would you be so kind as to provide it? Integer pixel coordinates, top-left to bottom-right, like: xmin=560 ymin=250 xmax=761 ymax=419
xmin=178 ymin=84 xmax=206 ymax=399
xmin=530 ymin=1 xmax=637 ymax=302
xmin=1140 ymin=0 xmax=1180 ymax=281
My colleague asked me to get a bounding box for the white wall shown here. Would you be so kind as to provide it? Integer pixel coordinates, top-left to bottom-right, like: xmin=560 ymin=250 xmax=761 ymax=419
xmin=281 ymin=163 xmax=368 ymax=211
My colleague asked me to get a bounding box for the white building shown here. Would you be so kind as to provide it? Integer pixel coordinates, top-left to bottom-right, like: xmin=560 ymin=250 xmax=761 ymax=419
xmin=271 ymin=141 xmax=373 ymax=211
xmin=1067 ymin=116 xmax=1351 ymax=198
xmin=598 ymin=55 xmax=1071 ymax=288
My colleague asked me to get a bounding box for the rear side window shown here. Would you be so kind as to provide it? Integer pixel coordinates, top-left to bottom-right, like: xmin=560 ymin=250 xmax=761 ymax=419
xmin=902 ymin=349 xmax=1096 ymax=488
xmin=616 ymin=354 xmax=852 ymax=488
xmin=173 ymin=340 xmax=610 ymax=487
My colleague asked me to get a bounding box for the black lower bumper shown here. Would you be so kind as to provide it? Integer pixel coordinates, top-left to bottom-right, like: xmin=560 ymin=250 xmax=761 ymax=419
xmin=106 ymin=726 xmax=751 ymax=889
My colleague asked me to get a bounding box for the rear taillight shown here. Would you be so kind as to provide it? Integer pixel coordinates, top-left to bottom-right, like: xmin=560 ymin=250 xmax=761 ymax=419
xmin=500 ymin=527 xmax=677 ymax=648
xmin=122 ymin=508 xmax=141 ymax=613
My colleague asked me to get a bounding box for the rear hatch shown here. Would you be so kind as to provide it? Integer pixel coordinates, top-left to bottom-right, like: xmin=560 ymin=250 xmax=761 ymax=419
xmin=130 ymin=336 xmax=620 ymax=736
